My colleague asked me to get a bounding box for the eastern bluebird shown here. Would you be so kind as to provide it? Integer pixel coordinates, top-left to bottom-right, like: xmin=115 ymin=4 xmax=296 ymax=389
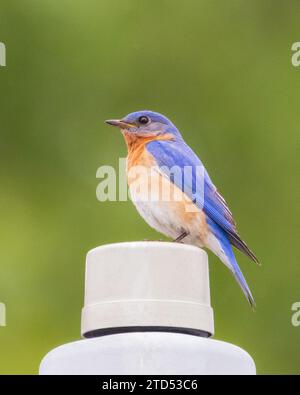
xmin=106 ymin=111 xmax=259 ymax=307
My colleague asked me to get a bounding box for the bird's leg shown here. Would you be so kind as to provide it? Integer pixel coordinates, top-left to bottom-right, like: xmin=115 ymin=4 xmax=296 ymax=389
xmin=173 ymin=231 xmax=189 ymax=243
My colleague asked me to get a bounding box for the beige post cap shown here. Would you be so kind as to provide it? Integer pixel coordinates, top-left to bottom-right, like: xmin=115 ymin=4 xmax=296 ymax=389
xmin=81 ymin=241 xmax=214 ymax=337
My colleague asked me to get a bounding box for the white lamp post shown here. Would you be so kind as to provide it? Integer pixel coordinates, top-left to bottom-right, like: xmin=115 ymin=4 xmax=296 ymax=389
xmin=39 ymin=242 xmax=256 ymax=375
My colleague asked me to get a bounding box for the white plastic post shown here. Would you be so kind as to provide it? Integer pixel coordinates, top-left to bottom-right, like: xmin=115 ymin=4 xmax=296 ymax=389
xmin=39 ymin=242 xmax=256 ymax=375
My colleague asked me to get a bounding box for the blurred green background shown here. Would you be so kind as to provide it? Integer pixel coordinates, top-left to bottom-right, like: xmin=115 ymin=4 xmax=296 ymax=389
xmin=0 ymin=0 xmax=299 ymax=374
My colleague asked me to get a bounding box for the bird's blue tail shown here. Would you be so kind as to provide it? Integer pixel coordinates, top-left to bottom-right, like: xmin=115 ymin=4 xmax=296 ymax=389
xmin=222 ymin=239 xmax=256 ymax=308
xmin=207 ymin=218 xmax=255 ymax=308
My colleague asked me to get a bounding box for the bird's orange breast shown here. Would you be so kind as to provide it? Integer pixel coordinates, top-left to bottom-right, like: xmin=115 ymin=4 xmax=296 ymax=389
xmin=123 ymin=132 xmax=173 ymax=170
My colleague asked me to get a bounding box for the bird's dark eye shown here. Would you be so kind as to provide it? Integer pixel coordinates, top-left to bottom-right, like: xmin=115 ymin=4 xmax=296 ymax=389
xmin=138 ymin=116 xmax=150 ymax=125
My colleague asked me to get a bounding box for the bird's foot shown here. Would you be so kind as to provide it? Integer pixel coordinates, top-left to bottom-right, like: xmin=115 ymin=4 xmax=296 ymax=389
xmin=173 ymin=231 xmax=189 ymax=243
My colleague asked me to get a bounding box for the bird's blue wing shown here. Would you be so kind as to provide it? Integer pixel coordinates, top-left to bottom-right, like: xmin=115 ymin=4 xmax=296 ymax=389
xmin=147 ymin=139 xmax=258 ymax=263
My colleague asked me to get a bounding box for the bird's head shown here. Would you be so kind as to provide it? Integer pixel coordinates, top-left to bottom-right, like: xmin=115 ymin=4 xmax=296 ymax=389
xmin=105 ymin=110 xmax=182 ymax=140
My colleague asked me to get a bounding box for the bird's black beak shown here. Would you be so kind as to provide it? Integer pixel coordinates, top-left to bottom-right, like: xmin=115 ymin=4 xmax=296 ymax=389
xmin=105 ymin=119 xmax=135 ymax=129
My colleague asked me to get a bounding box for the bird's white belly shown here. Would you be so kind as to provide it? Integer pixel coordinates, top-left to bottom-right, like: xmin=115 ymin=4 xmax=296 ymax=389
xmin=128 ymin=168 xmax=207 ymax=246
xmin=131 ymin=198 xmax=183 ymax=239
